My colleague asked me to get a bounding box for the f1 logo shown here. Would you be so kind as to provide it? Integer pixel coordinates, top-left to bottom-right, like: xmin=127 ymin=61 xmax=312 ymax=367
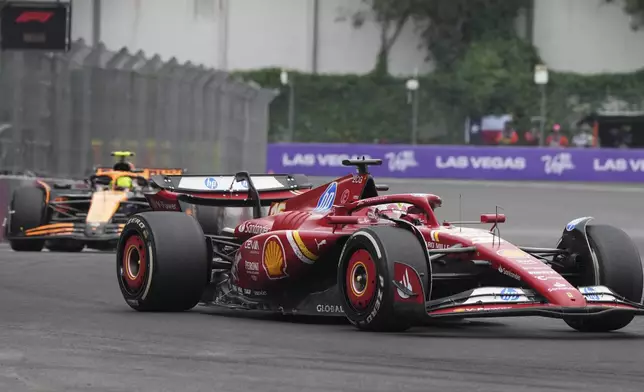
xmin=15 ymin=11 xmax=54 ymax=23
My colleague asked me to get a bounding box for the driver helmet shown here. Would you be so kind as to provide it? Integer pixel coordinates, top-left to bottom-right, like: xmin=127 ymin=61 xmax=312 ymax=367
xmin=114 ymin=176 xmax=133 ymax=190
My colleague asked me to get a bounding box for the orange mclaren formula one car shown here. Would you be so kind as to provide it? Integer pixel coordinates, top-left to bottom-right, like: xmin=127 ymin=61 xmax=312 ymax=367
xmin=4 ymin=152 xmax=185 ymax=252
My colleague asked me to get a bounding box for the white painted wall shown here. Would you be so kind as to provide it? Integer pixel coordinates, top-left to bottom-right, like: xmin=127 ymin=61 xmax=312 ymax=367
xmin=533 ymin=0 xmax=644 ymax=74
xmin=61 ymin=0 xmax=644 ymax=75
xmin=97 ymin=0 xmax=220 ymax=67
xmin=315 ymin=0 xmax=431 ymax=75
xmin=69 ymin=0 xmax=93 ymax=42
xmin=226 ymin=0 xmax=311 ymax=71
xmin=68 ymin=0 xmax=430 ymax=75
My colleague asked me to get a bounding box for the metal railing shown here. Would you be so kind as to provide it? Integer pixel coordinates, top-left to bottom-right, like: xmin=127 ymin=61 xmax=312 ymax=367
xmin=0 ymin=39 xmax=277 ymax=178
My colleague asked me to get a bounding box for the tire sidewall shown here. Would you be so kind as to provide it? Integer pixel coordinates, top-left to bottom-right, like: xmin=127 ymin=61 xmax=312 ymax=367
xmin=338 ymin=229 xmax=395 ymax=329
xmin=116 ymin=215 xmax=156 ymax=308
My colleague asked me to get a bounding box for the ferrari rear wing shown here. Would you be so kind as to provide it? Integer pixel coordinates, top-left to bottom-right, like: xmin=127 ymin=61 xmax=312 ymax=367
xmin=149 ymin=172 xmax=311 ymax=193
xmin=149 ymin=172 xmax=313 ymax=218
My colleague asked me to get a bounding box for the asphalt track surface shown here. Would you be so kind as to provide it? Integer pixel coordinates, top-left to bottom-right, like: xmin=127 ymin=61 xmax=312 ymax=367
xmin=2 ymin=178 xmax=644 ymax=392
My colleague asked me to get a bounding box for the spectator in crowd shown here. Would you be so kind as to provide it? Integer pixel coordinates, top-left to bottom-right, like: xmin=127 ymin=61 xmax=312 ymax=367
xmin=603 ymin=126 xmax=631 ymax=148
xmin=571 ymin=124 xmax=593 ymax=148
xmin=545 ymin=123 xmax=569 ymax=147
xmin=522 ymin=126 xmax=540 ymax=145
xmin=607 ymin=127 xmax=621 ymax=147
xmin=618 ymin=126 xmax=632 ymax=148
xmin=495 ymin=121 xmax=519 ymax=145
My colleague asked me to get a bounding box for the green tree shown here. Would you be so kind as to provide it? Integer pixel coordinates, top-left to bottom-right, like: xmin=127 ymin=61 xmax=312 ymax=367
xmin=606 ymin=0 xmax=644 ymax=29
xmin=358 ymin=0 xmax=529 ymax=72
xmin=443 ymin=37 xmax=541 ymax=118
xmin=350 ymin=0 xmax=421 ymax=76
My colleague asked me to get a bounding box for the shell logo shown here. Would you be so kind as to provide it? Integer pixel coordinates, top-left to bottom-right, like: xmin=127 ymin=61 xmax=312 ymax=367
xmin=262 ymin=235 xmax=288 ymax=279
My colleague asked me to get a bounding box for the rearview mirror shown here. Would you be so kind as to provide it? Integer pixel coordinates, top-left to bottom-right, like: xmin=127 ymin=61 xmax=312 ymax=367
xmin=481 ymin=213 xmax=506 ymax=223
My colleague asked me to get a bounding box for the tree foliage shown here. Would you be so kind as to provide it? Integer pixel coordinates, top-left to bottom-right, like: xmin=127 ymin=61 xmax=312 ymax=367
xmin=351 ymin=0 xmax=423 ymax=76
xmin=231 ymin=0 xmax=644 ymax=144
xmin=606 ymin=0 xmax=644 ymax=29
xmin=442 ymin=37 xmax=541 ymax=117
xmin=358 ymin=0 xmax=530 ymax=73
xmin=235 ymin=67 xmax=644 ymax=144
xmin=416 ymin=0 xmax=530 ymax=70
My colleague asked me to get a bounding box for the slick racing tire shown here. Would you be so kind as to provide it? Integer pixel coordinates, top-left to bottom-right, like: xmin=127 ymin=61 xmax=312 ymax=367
xmin=116 ymin=212 xmax=209 ymax=312
xmin=564 ymin=224 xmax=644 ymax=332
xmin=337 ymin=226 xmax=430 ymax=332
xmin=192 ymin=205 xmax=225 ymax=235
xmin=8 ymin=186 xmax=46 ymax=252
xmin=46 ymin=240 xmax=85 ymax=252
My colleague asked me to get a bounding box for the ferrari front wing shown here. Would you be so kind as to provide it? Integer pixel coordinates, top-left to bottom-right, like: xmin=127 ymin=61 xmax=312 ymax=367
xmin=425 ymin=286 xmax=644 ymax=319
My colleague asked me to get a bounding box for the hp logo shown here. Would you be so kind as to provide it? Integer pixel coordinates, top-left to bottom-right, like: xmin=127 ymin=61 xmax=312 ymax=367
xmin=204 ymin=177 xmax=218 ymax=190
xmin=500 ymin=288 xmax=520 ymax=301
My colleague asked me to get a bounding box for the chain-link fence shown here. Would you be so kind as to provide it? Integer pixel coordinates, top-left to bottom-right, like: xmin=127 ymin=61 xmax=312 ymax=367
xmin=0 ymin=39 xmax=277 ymax=178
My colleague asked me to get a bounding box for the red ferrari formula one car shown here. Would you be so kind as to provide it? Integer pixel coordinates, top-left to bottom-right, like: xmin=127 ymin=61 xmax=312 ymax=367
xmin=116 ymin=159 xmax=644 ymax=332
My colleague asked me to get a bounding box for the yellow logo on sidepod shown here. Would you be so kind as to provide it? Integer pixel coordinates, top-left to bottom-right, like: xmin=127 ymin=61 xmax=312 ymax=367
xmin=262 ymin=236 xmax=288 ymax=279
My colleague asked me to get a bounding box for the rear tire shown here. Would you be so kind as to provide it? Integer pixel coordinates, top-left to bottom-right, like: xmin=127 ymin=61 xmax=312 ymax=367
xmin=337 ymin=226 xmax=430 ymax=332
xmin=192 ymin=205 xmax=224 ymax=235
xmin=564 ymin=224 xmax=643 ymax=332
xmin=116 ymin=212 xmax=209 ymax=312
xmin=8 ymin=186 xmax=46 ymax=252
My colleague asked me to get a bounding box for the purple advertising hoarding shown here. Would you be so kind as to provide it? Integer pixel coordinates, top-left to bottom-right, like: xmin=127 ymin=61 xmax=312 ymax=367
xmin=266 ymin=143 xmax=644 ymax=182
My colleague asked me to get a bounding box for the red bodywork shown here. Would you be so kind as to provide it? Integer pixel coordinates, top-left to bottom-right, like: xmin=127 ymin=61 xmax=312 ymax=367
xmin=144 ymin=169 xmax=643 ymax=319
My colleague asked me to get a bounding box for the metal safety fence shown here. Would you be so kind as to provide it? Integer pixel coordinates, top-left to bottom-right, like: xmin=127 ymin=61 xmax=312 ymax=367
xmin=0 ymin=38 xmax=278 ymax=178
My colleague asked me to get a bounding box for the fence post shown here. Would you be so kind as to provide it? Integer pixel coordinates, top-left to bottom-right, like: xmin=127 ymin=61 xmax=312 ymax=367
xmin=139 ymin=55 xmax=163 ymax=167
xmin=208 ymin=71 xmax=229 ymax=172
xmin=10 ymin=53 xmax=25 ymax=174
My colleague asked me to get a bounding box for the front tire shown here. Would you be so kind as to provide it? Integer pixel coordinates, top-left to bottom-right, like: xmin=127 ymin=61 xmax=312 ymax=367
xmin=564 ymin=224 xmax=643 ymax=332
xmin=8 ymin=186 xmax=46 ymax=252
xmin=116 ymin=212 xmax=209 ymax=312
xmin=337 ymin=226 xmax=430 ymax=332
